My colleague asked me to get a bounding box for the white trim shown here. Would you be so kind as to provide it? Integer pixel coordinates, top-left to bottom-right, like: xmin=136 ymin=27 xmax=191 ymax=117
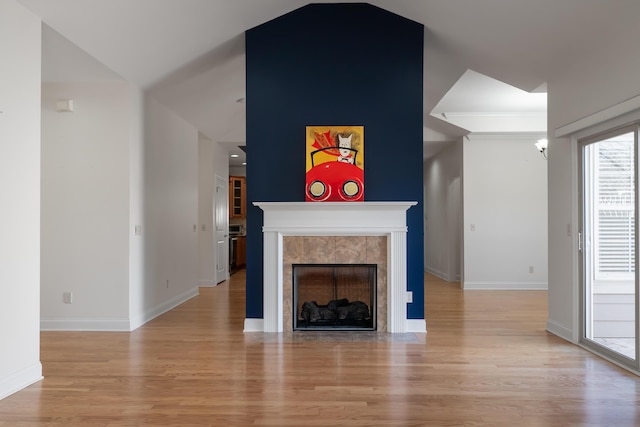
xmin=243 ymin=318 xmax=264 ymax=332
xmin=255 ymin=201 xmax=416 ymax=210
xmin=388 ymin=231 xmax=408 ymax=333
xmin=444 ymin=112 xmax=546 ymax=119
xmin=406 ymin=319 xmax=427 ymax=333
xmin=41 ymin=318 xmax=131 ymax=332
xmin=462 ymin=281 xmax=548 ymax=290
xmin=466 ymin=132 xmax=547 ymax=142
xmin=0 ymin=362 xmax=43 ymax=400
xmin=555 ymin=94 xmax=640 ymax=137
xmin=546 ymin=319 xmax=575 ymax=343
xmin=262 ymin=231 xmax=281 ymax=333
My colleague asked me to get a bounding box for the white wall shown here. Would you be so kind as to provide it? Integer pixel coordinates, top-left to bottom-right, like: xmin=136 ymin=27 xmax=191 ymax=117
xmin=143 ymin=96 xmax=199 ymax=321
xmin=463 ymin=134 xmax=548 ymax=289
xmin=547 ymin=3 xmax=640 ymax=341
xmin=41 ymin=81 xmax=131 ymax=330
xmin=198 ymin=135 xmax=215 ymax=286
xmin=128 ymin=84 xmax=146 ymax=330
xmin=229 ymin=165 xmax=246 ymax=177
xmin=545 ymin=133 xmax=575 ymax=339
xmin=214 ymin=142 xmax=230 ymax=180
xmin=424 ymin=140 xmax=462 ymax=281
xmin=0 ymin=0 xmax=43 ymax=399
xmin=213 ymin=143 xmax=230 ymax=177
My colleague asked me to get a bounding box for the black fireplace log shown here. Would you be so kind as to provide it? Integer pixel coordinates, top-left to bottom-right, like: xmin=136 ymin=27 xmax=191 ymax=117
xmin=327 ymin=298 xmax=349 ymax=311
xmin=300 ymin=299 xmax=370 ymax=323
xmin=336 ymin=301 xmax=369 ymax=320
xmin=301 ymin=301 xmax=337 ymax=322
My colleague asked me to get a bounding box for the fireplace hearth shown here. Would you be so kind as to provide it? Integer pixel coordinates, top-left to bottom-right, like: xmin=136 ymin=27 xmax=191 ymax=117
xmin=294 ymin=264 xmax=376 ymax=331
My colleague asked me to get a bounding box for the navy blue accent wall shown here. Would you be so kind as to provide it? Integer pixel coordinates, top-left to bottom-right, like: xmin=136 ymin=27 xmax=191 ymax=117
xmin=245 ymin=3 xmax=424 ymax=319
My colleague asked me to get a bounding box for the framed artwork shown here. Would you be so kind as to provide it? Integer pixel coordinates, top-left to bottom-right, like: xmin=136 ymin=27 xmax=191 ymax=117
xmin=305 ymin=125 xmax=364 ymax=202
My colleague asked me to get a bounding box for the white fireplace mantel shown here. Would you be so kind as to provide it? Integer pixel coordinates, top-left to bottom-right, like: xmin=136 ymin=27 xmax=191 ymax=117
xmin=245 ymin=201 xmax=426 ymax=334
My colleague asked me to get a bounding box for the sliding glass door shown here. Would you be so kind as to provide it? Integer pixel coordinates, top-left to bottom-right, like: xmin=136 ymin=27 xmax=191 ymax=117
xmin=579 ymin=125 xmax=639 ymax=367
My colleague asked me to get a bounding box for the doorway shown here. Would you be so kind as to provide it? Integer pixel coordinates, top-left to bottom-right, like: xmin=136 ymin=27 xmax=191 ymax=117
xmin=215 ymin=175 xmax=229 ymax=284
xmin=579 ymin=125 xmax=639 ymax=366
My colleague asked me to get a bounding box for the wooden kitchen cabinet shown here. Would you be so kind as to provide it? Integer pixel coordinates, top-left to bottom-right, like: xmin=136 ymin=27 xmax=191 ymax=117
xmin=236 ymin=235 xmax=246 ymax=268
xmin=229 ymin=176 xmax=246 ymax=218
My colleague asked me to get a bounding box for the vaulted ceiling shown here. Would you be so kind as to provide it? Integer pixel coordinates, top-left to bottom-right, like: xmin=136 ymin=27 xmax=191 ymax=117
xmin=18 ymin=0 xmax=639 ymax=162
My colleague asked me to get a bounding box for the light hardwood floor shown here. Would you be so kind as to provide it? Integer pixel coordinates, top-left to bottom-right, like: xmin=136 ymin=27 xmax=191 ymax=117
xmin=1 ymin=272 xmax=639 ymax=426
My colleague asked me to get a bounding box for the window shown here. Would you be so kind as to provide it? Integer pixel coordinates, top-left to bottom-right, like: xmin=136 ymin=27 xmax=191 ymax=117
xmin=593 ymin=135 xmax=635 ymax=281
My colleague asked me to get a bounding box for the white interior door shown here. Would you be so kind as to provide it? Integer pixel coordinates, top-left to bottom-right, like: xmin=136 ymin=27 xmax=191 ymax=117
xmin=215 ymin=175 xmax=228 ymax=283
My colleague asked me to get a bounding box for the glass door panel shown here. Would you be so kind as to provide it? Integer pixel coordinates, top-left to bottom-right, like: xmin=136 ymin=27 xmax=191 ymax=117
xmin=580 ymin=128 xmax=638 ymax=363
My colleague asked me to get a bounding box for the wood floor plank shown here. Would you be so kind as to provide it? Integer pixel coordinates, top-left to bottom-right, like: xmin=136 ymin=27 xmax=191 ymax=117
xmin=1 ymin=271 xmax=639 ymax=426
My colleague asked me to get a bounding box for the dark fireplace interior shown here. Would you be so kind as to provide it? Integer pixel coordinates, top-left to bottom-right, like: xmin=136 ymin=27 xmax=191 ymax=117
xmin=293 ymin=264 xmax=376 ymax=331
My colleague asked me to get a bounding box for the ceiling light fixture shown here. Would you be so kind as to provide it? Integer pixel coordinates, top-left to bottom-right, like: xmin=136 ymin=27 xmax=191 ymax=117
xmin=534 ymin=138 xmax=548 ymax=159
xmin=230 ymin=154 xmax=239 ymax=158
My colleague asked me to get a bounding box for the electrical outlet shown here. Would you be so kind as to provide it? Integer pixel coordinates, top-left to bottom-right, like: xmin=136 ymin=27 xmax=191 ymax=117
xmin=529 ymin=266 xmax=534 ymax=274
xmin=470 ymin=224 xmax=476 ymax=231
xmin=63 ymin=291 xmax=73 ymax=304
xmin=406 ymin=291 xmax=413 ymax=303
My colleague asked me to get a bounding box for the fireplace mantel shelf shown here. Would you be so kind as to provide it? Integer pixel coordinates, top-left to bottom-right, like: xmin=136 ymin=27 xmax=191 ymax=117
xmin=254 ymin=201 xmax=417 ymax=210
xmin=254 ymin=201 xmax=417 ymax=235
xmin=247 ymin=201 xmax=425 ymax=334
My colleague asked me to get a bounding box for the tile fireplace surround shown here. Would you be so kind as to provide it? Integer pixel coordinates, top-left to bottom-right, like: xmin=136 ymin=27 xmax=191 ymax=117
xmin=245 ymin=202 xmax=425 ymax=334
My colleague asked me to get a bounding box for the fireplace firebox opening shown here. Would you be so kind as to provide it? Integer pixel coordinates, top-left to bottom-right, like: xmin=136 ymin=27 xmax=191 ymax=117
xmin=293 ymin=264 xmax=376 ymax=331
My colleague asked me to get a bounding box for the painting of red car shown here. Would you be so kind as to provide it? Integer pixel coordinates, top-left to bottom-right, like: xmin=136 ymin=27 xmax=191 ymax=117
xmin=305 ymin=146 xmax=364 ymax=201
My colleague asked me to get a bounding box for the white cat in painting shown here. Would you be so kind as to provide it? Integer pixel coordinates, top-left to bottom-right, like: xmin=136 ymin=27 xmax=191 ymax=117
xmin=337 ymin=134 xmax=354 ymax=164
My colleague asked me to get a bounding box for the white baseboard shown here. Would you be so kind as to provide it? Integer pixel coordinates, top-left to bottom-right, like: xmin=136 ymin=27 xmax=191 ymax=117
xmin=42 ymin=287 xmax=199 ymax=332
xmin=0 ymin=362 xmax=43 ymax=400
xmin=406 ymin=319 xmax=427 ymax=333
xmin=198 ymin=279 xmax=217 ymax=287
xmin=243 ymin=318 xmax=264 ymax=332
xmin=41 ymin=318 xmax=131 ymax=331
xmin=462 ymin=281 xmax=548 ymax=290
xmin=129 ymin=287 xmax=199 ymax=331
xmin=546 ymin=319 xmax=574 ymax=343
xmin=425 ymin=266 xmax=449 ymax=281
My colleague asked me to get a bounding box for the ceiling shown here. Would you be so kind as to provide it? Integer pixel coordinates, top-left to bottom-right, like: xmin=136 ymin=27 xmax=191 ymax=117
xmin=21 ymin=0 xmax=640 ymax=164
